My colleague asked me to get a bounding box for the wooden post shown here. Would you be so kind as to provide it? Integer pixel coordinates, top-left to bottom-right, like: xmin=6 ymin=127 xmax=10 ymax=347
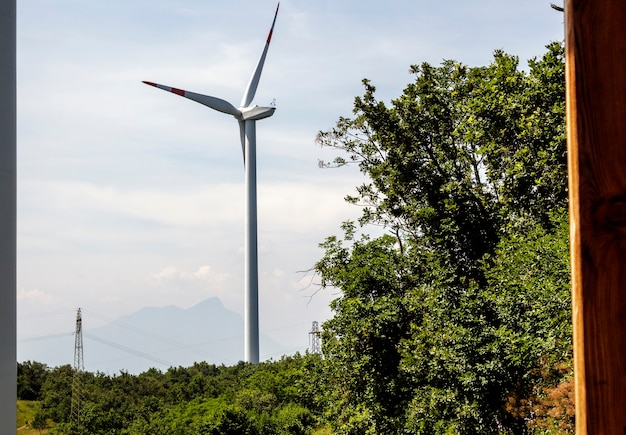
xmin=566 ymin=0 xmax=626 ymax=432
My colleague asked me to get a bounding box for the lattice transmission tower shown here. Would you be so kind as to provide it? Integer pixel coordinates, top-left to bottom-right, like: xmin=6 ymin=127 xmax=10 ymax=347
xmin=71 ymin=308 xmax=84 ymax=428
xmin=309 ymin=321 xmax=321 ymax=354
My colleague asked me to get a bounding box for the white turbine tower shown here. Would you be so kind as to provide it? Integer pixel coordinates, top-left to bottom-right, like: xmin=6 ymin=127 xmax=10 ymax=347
xmin=142 ymin=4 xmax=279 ymax=364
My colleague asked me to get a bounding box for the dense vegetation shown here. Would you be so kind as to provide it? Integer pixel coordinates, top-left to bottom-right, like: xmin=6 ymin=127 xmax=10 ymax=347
xmin=18 ymin=356 xmax=328 ymax=434
xmin=314 ymin=41 xmax=572 ymax=433
xmin=18 ymin=42 xmax=574 ymax=434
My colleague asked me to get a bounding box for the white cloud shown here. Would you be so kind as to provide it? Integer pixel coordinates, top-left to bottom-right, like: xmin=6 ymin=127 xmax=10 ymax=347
xmin=151 ymin=265 xmax=228 ymax=287
xmin=271 ymin=268 xmax=285 ymax=278
xmin=142 ymin=264 xmax=238 ymax=311
xmin=17 ymin=288 xmax=55 ymax=305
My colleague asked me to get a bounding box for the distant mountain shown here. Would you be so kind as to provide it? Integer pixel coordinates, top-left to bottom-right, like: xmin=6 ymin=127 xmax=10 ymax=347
xmin=17 ymin=298 xmax=287 ymax=374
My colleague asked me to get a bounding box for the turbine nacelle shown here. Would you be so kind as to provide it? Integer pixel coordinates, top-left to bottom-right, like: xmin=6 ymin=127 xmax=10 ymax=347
xmin=240 ymin=105 xmax=276 ymax=121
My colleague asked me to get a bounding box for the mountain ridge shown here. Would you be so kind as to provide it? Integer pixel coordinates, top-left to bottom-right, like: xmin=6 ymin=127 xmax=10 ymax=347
xmin=18 ymin=297 xmax=288 ymax=374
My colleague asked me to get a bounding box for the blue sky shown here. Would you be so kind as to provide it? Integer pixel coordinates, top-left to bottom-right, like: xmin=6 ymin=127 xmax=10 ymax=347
xmin=16 ymin=0 xmax=564 ymax=368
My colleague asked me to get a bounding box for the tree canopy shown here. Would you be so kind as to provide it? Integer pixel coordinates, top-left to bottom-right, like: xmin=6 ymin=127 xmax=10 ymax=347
xmin=315 ymin=41 xmax=572 ymax=434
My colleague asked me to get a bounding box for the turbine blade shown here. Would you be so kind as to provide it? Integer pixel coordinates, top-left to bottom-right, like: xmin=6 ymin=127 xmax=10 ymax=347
xmin=142 ymin=81 xmax=241 ymax=117
xmin=240 ymin=3 xmax=279 ymax=108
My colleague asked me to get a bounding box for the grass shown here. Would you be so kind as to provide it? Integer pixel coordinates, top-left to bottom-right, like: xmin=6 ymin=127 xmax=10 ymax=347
xmin=312 ymin=425 xmax=334 ymax=435
xmin=17 ymin=400 xmax=53 ymax=434
xmin=17 ymin=400 xmax=38 ymax=428
xmin=17 ymin=426 xmax=51 ymax=435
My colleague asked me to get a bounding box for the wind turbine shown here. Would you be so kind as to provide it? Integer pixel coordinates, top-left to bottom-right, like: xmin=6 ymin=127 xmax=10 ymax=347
xmin=142 ymin=4 xmax=279 ymax=364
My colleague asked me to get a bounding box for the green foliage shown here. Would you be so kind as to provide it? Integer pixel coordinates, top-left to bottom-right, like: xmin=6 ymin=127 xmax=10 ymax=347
xmin=274 ymin=403 xmax=316 ymax=434
xmin=18 ymin=361 xmax=49 ymax=401
xmin=21 ymin=354 xmax=329 ymax=435
xmin=319 ymin=232 xmax=415 ymax=433
xmin=316 ymin=42 xmax=570 ymax=433
xmin=31 ymin=411 xmax=47 ymax=433
xmin=39 ymin=364 xmax=73 ymax=423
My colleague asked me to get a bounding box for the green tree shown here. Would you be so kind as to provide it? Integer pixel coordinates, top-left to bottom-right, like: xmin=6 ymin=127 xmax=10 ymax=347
xmin=31 ymin=411 xmax=47 ymax=434
xmin=315 ymin=42 xmax=569 ymax=433
xmin=40 ymin=364 xmax=74 ymax=423
xmin=18 ymin=360 xmax=49 ymax=401
xmin=274 ymin=403 xmax=315 ymax=435
xmin=317 ymin=42 xmax=565 ymax=279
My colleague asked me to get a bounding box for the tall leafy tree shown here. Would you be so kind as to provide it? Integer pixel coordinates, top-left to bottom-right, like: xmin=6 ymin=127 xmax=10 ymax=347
xmin=315 ymin=42 xmax=569 ymax=433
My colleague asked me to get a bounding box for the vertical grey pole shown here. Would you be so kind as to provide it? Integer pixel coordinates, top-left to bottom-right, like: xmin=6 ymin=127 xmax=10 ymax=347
xmin=0 ymin=0 xmax=17 ymax=429
xmin=244 ymin=120 xmax=259 ymax=364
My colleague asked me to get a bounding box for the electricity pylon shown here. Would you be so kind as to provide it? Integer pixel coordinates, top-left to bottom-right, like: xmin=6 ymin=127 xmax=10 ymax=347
xmin=309 ymin=321 xmax=321 ymax=354
xmin=71 ymin=308 xmax=84 ymax=428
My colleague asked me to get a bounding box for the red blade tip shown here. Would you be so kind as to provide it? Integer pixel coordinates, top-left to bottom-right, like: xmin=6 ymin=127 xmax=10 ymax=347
xmin=142 ymin=81 xmax=157 ymax=87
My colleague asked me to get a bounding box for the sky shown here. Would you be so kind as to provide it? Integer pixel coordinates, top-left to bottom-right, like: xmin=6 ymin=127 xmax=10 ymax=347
xmin=16 ymin=0 xmax=565 ymax=368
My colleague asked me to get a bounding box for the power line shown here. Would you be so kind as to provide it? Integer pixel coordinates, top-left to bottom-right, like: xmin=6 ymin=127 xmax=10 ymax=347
xmin=18 ymin=332 xmax=73 ymax=342
xmin=83 ymin=332 xmax=174 ymax=368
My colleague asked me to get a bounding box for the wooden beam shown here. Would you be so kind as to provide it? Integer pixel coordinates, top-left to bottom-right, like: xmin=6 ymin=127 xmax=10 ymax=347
xmin=566 ymin=0 xmax=626 ymax=432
